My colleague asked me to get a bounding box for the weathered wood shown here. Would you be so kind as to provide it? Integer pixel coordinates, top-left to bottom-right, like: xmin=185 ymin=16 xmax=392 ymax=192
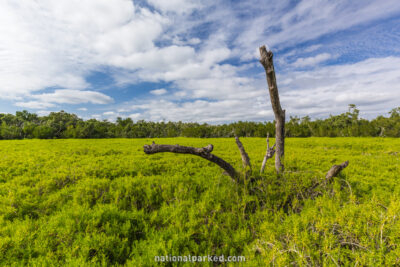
xmin=235 ymin=136 xmax=251 ymax=171
xmin=259 ymin=45 xmax=285 ymax=173
xmin=260 ymin=133 xmax=276 ymax=174
xmin=143 ymin=142 xmax=239 ymax=181
xmin=325 ymin=161 xmax=349 ymax=182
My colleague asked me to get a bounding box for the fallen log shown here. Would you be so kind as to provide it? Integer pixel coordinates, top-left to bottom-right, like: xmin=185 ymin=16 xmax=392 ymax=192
xmin=143 ymin=142 xmax=239 ymax=181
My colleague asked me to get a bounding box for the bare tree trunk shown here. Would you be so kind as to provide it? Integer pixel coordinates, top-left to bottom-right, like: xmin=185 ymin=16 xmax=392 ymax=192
xmin=235 ymin=136 xmax=251 ymax=171
xmin=259 ymin=46 xmax=285 ymax=173
xmin=143 ymin=142 xmax=239 ymax=181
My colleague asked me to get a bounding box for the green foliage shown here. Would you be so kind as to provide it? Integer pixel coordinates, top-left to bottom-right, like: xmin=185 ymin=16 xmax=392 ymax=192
xmin=0 ymin=138 xmax=399 ymax=265
xmin=1 ymin=106 xmax=400 ymax=139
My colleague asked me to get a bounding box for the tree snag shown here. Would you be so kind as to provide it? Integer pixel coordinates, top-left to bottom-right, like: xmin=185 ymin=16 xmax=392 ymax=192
xmin=259 ymin=46 xmax=285 ymax=173
xmin=325 ymin=161 xmax=349 ymax=182
xmin=143 ymin=47 xmax=350 ymax=204
xmin=143 ymin=141 xmax=239 ymax=181
xmin=260 ymin=133 xmax=276 ymax=174
xmin=235 ymin=136 xmax=251 ymax=172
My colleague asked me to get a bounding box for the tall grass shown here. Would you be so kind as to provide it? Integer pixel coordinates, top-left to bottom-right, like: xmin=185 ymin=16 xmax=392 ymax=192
xmin=0 ymin=138 xmax=399 ymax=265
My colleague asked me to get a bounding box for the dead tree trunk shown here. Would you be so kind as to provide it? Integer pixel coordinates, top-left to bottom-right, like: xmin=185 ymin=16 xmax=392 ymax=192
xmin=235 ymin=136 xmax=251 ymax=173
xmin=259 ymin=46 xmax=285 ymax=173
xmin=143 ymin=46 xmax=350 ymax=199
xmin=143 ymin=142 xmax=239 ymax=181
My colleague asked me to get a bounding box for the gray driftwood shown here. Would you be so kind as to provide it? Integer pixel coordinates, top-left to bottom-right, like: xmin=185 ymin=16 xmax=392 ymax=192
xmin=235 ymin=136 xmax=251 ymax=171
xmin=143 ymin=142 xmax=239 ymax=181
xmin=259 ymin=46 xmax=285 ymax=173
xmin=260 ymin=133 xmax=276 ymax=174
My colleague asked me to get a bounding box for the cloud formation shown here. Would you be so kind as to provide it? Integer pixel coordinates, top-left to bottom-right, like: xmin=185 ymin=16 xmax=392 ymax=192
xmin=292 ymin=53 xmax=333 ymax=67
xmin=1 ymin=0 xmax=400 ymax=122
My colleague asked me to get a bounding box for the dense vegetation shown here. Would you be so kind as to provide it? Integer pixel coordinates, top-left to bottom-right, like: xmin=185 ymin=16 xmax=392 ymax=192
xmin=0 ymin=138 xmax=399 ymax=265
xmin=1 ymin=105 xmax=400 ymax=139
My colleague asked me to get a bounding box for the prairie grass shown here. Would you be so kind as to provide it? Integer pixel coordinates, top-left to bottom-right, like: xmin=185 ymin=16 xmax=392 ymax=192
xmin=0 ymin=138 xmax=399 ymax=266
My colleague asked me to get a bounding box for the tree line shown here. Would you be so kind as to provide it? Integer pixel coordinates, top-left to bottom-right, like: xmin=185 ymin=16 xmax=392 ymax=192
xmin=0 ymin=105 xmax=399 ymax=139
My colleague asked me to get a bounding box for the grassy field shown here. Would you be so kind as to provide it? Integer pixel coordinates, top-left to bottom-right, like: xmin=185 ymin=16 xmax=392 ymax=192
xmin=0 ymin=138 xmax=399 ymax=266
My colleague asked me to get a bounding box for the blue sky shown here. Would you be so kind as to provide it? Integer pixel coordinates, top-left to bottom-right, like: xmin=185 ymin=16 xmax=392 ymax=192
xmin=1 ymin=0 xmax=400 ymax=123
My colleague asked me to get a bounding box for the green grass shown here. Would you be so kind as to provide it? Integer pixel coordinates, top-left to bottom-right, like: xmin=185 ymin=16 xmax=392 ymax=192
xmin=0 ymin=138 xmax=399 ymax=266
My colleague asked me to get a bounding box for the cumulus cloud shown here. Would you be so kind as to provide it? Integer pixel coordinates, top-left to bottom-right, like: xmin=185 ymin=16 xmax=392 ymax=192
xmin=110 ymin=56 xmax=400 ymax=123
xmin=1 ymin=0 xmax=400 ymax=122
xmin=0 ymin=0 xmax=167 ymax=100
xmin=279 ymin=56 xmax=400 ymax=118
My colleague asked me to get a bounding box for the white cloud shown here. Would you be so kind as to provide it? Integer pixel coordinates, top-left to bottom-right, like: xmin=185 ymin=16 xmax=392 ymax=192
xmin=113 ymin=56 xmax=400 ymax=122
xmin=91 ymin=114 xmax=102 ymax=120
xmin=292 ymin=53 xmax=333 ymax=67
xmin=233 ymin=0 xmax=400 ymax=59
xmin=119 ymin=98 xmax=271 ymax=123
xmin=0 ymin=0 xmax=167 ymax=100
xmin=150 ymin=89 xmax=167 ymax=95
xmin=78 ymin=107 xmax=88 ymax=111
xmin=32 ymin=90 xmax=113 ymax=105
xmin=102 ymin=111 xmax=124 ymax=121
xmin=279 ymin=56 xmax=400 ymax=118
xmin=14 ymin=88 xmax=113 ymax=109
xmin=304 ymin=44 xmax=322 ymax=53
xmin=15 ymin=101 xmax=56 ymax=109
xmin=129 ymin=113 xmax=141 ymax=120
xmin=2 ymin=0 xmax=400 ymax=122
xmin=36 ymin=110 xmax=52 ymax=116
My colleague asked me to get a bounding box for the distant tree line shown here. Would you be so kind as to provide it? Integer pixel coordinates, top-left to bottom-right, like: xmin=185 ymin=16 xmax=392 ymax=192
xmin=0 ymin=105 xmax=399 ymax=139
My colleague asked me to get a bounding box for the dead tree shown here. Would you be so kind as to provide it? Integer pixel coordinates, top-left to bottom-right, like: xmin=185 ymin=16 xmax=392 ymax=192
xmin=259 ymin=45 xmax=285 ymax=173
xmin=143 ymin=46 xmax=349 ymax=191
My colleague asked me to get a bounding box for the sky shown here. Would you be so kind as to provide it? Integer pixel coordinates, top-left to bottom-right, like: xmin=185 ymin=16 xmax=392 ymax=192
xmin=1 ymin=0 xmax=400 ymax=123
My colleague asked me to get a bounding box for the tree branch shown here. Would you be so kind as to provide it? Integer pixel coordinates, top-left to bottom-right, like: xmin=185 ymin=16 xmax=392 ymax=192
xmin=260 ymin=133 xmax=276 ymax=174
xmin=143 ymin=142 xmax=239 ymax=181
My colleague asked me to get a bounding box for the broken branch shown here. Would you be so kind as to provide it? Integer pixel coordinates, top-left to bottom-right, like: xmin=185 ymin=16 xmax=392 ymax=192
xmin=235 ymin=136 xmax=251 ymax=171
xmin=326 ymin=161 xmax=349 ymax=182
xmin=260 ymin=133 xmax=276 ymax=174
xmin=143 ymin=142 xmax=239 ymax=181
